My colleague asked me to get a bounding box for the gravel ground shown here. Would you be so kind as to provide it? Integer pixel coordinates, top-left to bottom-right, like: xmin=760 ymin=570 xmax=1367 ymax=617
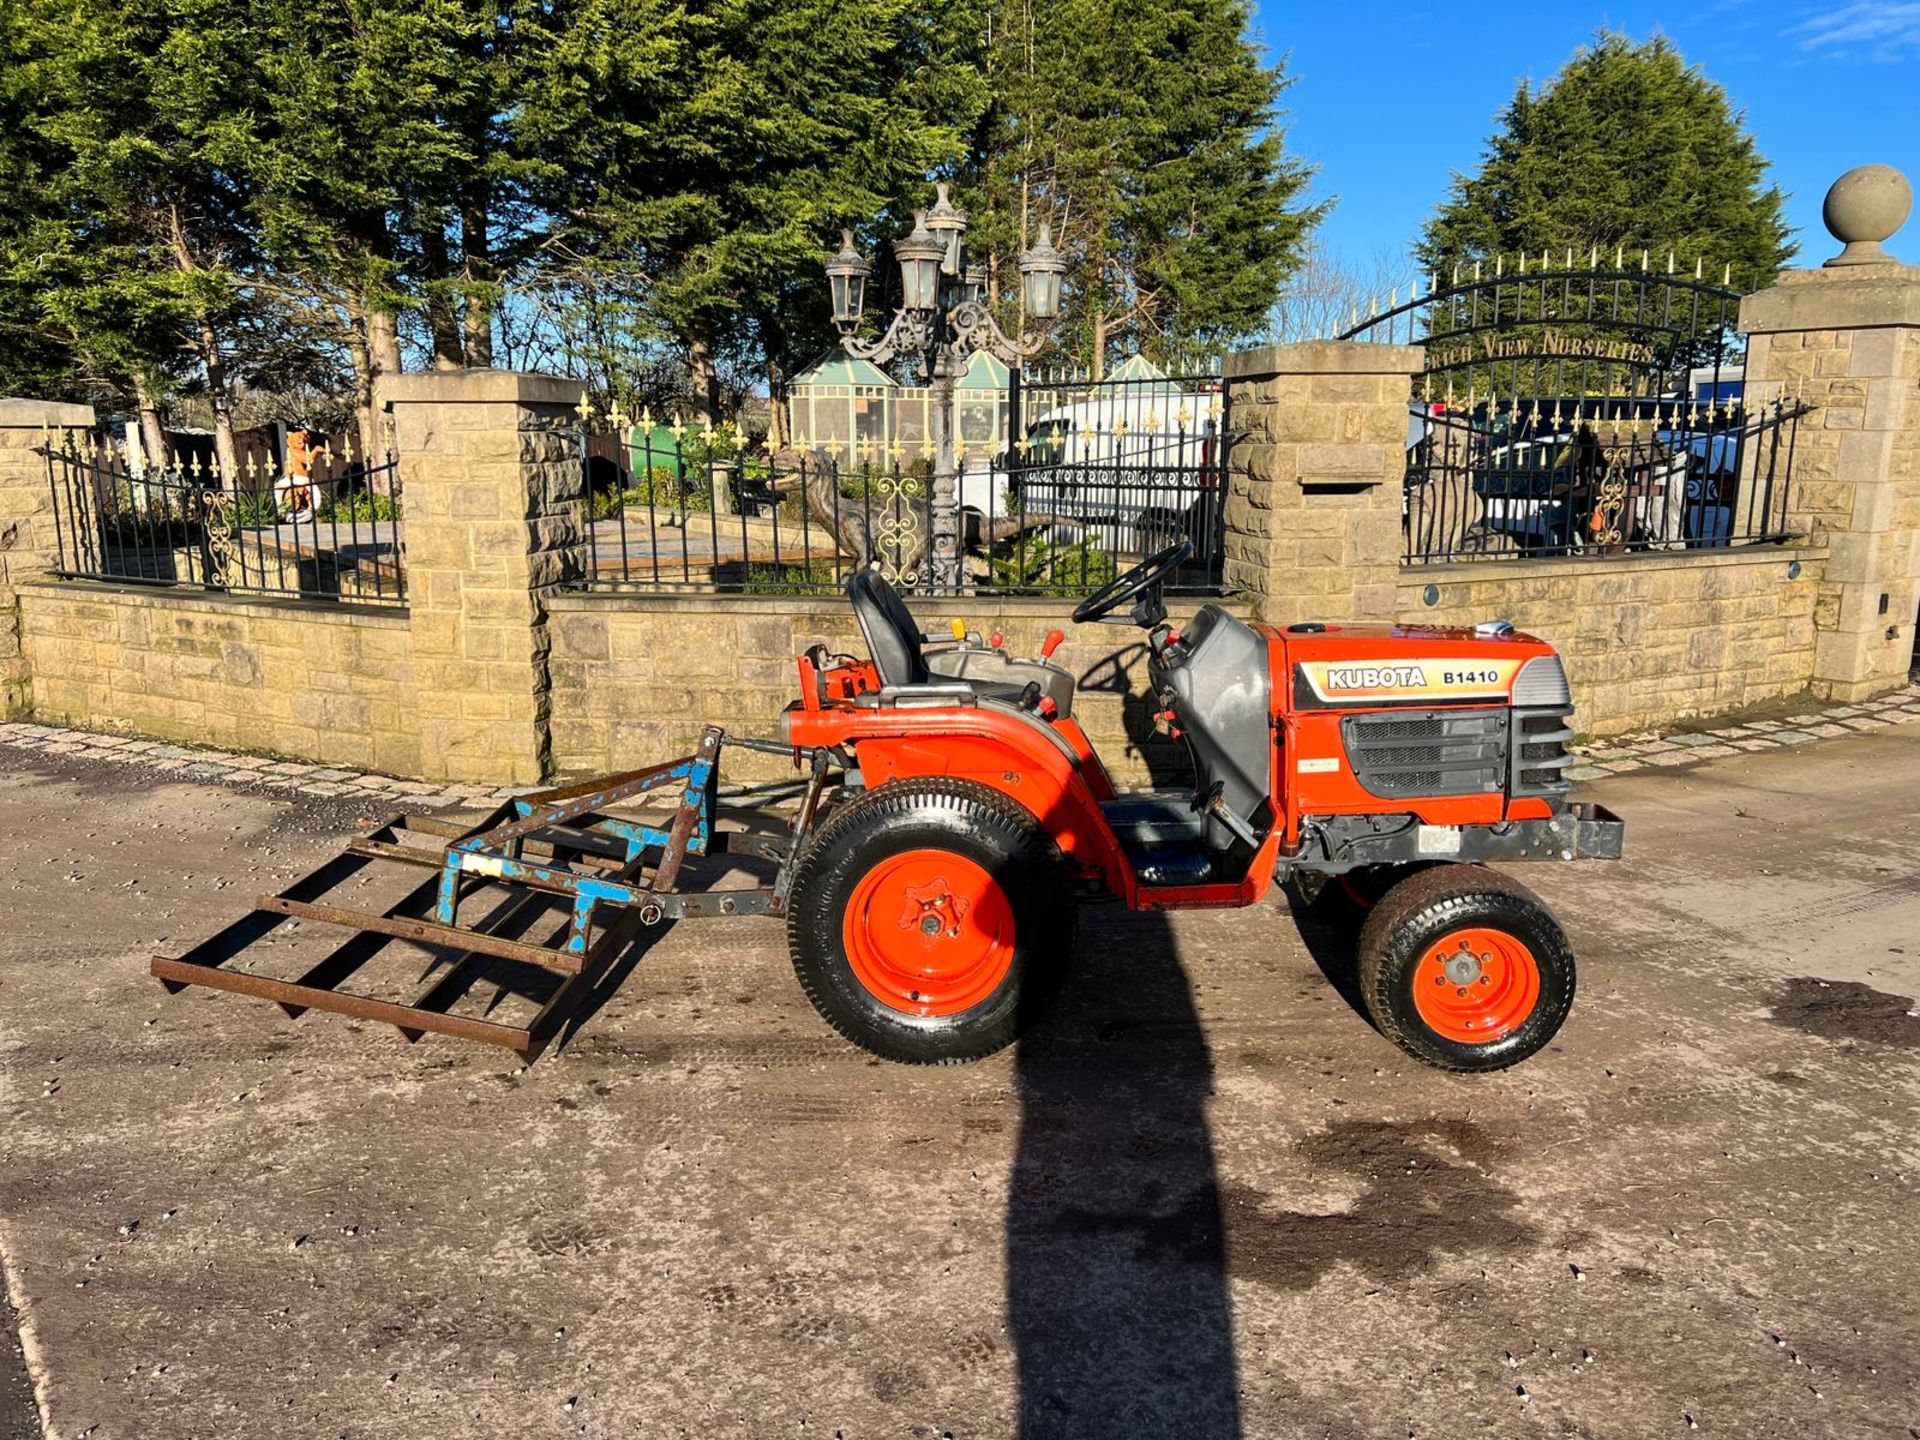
xmin=0 ymin=723 xmax=1916 ymax=1438
xmin=0 ymin=1266 xmax=34 ymax=1440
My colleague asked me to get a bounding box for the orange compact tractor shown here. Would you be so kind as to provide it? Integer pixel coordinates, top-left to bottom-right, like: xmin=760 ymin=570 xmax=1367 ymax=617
xmin=157 ymin=541 xmax=1620 ymax=1071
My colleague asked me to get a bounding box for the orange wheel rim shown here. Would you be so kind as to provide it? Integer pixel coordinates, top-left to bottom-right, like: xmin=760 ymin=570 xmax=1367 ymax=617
xmin=1411 ymin=927 xmax=1541 ymax=1044
xmin=842 ymin=849 xmax=1015 ymax=1017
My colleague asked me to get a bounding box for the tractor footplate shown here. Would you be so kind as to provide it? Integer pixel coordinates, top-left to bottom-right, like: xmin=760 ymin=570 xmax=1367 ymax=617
xmin=151 ymin=727 xmax=832 ymax=1053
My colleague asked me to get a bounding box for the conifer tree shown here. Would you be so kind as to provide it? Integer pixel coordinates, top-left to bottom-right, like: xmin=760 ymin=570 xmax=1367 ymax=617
xmin=1418 ymin=32 xmax=1793 ymax=290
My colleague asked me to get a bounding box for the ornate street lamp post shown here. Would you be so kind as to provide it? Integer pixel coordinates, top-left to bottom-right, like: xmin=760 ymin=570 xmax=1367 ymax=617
xmin=825 ymin=185 xmax=1065 ymax=591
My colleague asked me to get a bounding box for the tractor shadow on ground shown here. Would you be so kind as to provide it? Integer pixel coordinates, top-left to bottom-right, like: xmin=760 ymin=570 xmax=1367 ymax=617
xmin=1007 ymin=903 xmax=1241 ymax=1437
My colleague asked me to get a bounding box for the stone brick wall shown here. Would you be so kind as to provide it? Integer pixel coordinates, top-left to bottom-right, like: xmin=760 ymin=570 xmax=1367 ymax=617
xmin=17 ymin=581 xmax=418 ymax=772
xmin=383 ymin=371 xmax=585 ymax=785
xmin=1398 ymin=546 xmax=1825 ymax=738
xmin=1740 ymin=266 xmax=1920 ymax=700
xmin=1222 ymin=341 xmax=1420 ymax=626
xmin=1 ymin=400 xmax=93 ymax=717
xmin=546 ymin=593 xmax=1234 ymax=785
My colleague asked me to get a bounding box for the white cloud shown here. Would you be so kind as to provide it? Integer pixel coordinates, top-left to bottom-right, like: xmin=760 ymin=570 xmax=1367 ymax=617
xmin=1787 ymin=2 xmax=1920 ymax=59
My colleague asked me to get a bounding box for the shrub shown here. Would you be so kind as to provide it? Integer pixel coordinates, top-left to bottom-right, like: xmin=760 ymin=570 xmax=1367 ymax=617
xmin=316 ymin=490 xmax=401 ymax=524
xmin=991 ymin=532 xmax=1118 ymax=593
xmin=626 ymin=464 xmax=710 ymax=514
xmin=229 ymin=489 xmax=282 ymax=528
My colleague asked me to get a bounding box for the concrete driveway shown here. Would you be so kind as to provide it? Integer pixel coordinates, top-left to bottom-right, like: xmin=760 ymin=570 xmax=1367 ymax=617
xmin=1 ymin=722 xmax=1916 ymax=1438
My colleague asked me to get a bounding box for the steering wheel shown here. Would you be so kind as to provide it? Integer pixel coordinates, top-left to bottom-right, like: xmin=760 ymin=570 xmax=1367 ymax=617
xmin=1071 ymin=539 xmax=1192 ymax=626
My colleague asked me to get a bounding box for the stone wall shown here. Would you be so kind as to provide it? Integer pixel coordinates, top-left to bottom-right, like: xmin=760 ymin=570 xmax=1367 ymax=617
xmin=382 ymin=371 xmax=585 ymax=785
xmin=1 ymin=400 xmax=94 ymax=717
xmin=17 ymin=580 xmax=418 ymax=773
xmin=1222 ymin=341 xmax=1421 ymax=626
xmin=1399 ymin=546 xmax=1825 ymax=738
xmin=546 ymin=592 xmax=1221 ymax=785
xmin=1740 ymin=263 xmax=1920 ymax=700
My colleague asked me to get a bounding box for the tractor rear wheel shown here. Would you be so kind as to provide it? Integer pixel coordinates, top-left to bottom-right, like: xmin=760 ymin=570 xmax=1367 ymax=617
xmin=1355 ymin=864 xmax=1575 ymax=1073
xmin=786 ymin=778 xmax=1074 ymax=1064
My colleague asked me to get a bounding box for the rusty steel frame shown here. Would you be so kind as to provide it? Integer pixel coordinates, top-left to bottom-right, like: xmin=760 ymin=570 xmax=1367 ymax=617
xmin=150 ymin=726 xmax=839 ymax=1054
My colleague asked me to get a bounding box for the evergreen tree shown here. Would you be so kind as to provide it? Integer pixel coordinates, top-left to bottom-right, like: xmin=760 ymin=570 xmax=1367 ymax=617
xmin=970 ymin=0 xmax=1318 ymax=374
xmin=518 ymin=0 xmax=987 ymax=423
xmin=237 ymin=0 xmax=544 ymax=456
xmin=1418 ymin=32 xmax=1794 ymax=289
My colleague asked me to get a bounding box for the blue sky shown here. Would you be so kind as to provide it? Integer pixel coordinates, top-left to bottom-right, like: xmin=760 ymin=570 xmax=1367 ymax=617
xmin=1253 ymin=1 xmax=1920 ymax=273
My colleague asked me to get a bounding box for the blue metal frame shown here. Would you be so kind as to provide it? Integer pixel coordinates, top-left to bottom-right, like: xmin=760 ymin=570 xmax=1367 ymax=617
xmin=433 ymin=729 xmax=723 ymax=957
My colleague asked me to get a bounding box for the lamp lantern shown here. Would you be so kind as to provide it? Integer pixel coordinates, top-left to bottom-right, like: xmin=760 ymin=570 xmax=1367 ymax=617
xmin=824 ymin=229 xmax=871 ymax=329
xmin=893 ymin=212 xmax=945 ymax=313
xmin=1019 ymin=223 xmax=1065 ymax=322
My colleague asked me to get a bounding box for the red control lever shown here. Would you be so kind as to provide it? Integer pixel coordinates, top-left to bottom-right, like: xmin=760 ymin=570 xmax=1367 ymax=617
xmin=1040 ymin=628 xmax=1066 ymax=659
xmin=989 ymin=630 xmax=1005 ymax=649
xmin=1037 ymin=696 xmax=1059 ymax=720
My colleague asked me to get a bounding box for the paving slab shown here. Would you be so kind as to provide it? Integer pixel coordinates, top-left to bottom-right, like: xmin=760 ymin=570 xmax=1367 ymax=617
xmin=0 ymin=722 xmax=1916 ymax=1438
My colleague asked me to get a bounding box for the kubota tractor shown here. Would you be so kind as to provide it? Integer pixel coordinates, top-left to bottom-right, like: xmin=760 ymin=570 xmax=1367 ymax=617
xmin=157 ymin=540 xmax=1621 ymax=1071
xmin=779 ymin=540 xmax=1621 ymax=1071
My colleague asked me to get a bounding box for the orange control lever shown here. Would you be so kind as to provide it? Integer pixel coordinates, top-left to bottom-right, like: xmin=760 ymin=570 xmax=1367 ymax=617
xmin=1040 ymin=629 xmax=1065 ymax=659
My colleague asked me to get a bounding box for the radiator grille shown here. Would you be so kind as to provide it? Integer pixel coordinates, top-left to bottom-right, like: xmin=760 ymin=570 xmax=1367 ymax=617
xmin=1511 ymin=705 xmax=1575 ymax=796
xmin=1341 ymin=708 xmax=1507 ymax=799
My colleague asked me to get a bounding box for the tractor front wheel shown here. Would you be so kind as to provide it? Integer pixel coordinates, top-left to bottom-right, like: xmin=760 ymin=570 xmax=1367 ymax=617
xmin=786 ymin=778 xmax=1074 ymax=1064
xmin=1356 ymin=864 xmax=1575 ymax=1072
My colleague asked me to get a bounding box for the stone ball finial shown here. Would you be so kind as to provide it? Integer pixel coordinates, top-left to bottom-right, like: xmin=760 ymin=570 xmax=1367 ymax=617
xmin=1822 ymin=164 xmax=1911 ymax=267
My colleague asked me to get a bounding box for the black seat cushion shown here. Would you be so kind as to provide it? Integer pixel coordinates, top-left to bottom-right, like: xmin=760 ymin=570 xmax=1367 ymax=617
xmin=846 ymin=570 xmax=1043 ymax=709
xmin=847 ymin=569 xmax=927 ymax=686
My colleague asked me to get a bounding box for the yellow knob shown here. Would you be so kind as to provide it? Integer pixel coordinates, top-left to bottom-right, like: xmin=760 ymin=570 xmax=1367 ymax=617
xmin=949 ymin=619 xmax=968 ymax=642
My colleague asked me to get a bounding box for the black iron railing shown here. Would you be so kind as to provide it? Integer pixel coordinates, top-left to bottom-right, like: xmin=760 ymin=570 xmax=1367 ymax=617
xmin=46 ymin=442 xmax=406 ymax=604
xmin=582 ymin=369 xmax=1229 ymax=597
xmin=1401 ymin=398 xmax=1808 ymax=564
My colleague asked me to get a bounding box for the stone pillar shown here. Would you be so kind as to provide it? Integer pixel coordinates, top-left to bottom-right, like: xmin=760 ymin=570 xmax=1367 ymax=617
xmin=1222 ymin=341 xmax=1423 ymax=625
xmin=0 ymin=399 xmax=94 ymax=718
xmin=381 ymin=370 xmax=586 ymax=784
xmin=1740 ymin=165 xmax=1920 ymax=702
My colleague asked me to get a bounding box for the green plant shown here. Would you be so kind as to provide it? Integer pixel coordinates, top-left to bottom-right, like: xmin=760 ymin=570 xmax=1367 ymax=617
xmin=625 ymin=464 xmax=710 ymax=514
xmin=991 ymin=532 xmax=1118 ymax=593
xmin=316 ymin=490 xmax=401 ymax=524
xmin=740 ymin=560 xmax=842 ymax=595
xmin=230 ymin=489 xmax=282 ymax=528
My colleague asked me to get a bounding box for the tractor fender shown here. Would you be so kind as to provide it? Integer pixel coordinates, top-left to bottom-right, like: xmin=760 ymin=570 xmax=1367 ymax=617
xmin=789 ymin=700 xmax=1127 ymax=892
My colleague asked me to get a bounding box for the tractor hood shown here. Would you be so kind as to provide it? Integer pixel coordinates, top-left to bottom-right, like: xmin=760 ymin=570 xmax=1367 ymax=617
xmin=1259 ymin=621 xmax=1567 ymax=710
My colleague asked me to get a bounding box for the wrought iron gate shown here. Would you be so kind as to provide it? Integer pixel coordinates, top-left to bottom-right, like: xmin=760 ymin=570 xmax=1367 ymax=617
xmin=1340 ymin=256 xmax=1808 ymax=562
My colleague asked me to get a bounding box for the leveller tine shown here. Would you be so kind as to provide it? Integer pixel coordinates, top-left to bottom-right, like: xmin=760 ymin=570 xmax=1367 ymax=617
xmin=152 ymin=724 xmax=818 ymax=1055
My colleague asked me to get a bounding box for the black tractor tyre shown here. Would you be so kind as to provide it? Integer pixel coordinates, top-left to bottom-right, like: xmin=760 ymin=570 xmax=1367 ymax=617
xmin=785 ymin=778 xmax=1075 ymax=1065
xmin=1355 ymin=863 xmax=1575 ymax=1073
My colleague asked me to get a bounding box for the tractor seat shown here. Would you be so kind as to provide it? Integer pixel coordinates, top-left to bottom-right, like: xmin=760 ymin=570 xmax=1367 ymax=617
xmin=846 ymin=570 xmax=1074 ymax=716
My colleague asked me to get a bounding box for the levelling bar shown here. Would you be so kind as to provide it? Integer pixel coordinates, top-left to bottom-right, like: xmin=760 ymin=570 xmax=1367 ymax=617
xmin=151 ymin=727 xmax=834 ymax=1052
